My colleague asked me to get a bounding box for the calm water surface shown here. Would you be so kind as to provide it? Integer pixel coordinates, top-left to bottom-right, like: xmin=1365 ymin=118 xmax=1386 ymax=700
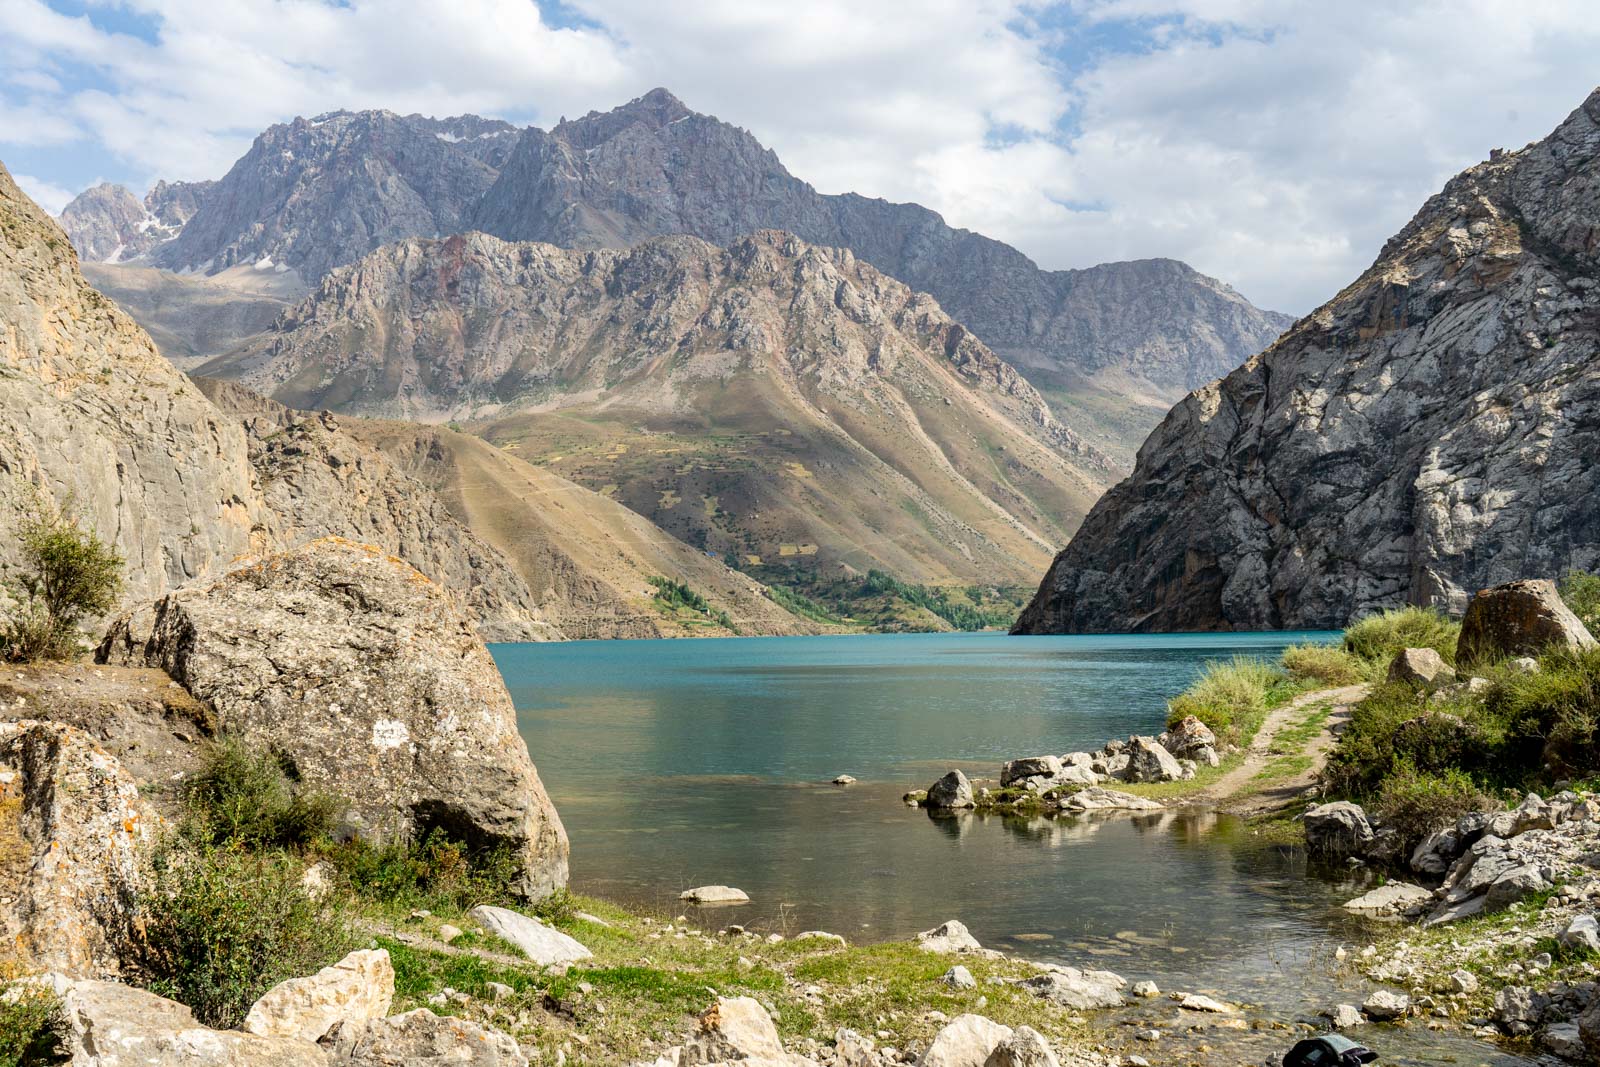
xmin=495 ymin=632 xmax=1524 ymax=1065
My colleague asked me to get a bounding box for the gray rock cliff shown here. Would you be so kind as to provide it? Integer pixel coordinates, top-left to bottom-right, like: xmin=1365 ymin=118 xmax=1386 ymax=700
xmin=1015 ymin=89 xmax=1600 ymax=633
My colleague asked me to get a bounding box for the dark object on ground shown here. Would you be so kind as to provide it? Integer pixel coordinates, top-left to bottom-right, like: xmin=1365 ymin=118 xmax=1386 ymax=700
xmin=1283 ymin=1034 xmax=1378 ymax=1067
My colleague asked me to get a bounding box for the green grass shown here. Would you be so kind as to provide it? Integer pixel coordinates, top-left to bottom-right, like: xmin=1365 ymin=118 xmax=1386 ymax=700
xmin=1341 ymin=606 xmax=1460 ymax=672
xmin=648 ymin=576 xmax=737 ymax=632
xmin=1253 ymin=702 xmax=1334 ymax=784
xmin=1164 ymin=655 xmax=1287 ymax=748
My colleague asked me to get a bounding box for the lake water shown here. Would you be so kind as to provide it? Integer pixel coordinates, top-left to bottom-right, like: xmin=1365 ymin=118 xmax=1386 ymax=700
xmin=496 ymin=632 xmax=1525 ymax=1064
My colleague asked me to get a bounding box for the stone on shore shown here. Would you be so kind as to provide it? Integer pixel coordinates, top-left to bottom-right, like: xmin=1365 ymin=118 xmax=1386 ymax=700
xmin=1387 ymin=647 xmax=1457 ymax=689
xmin=1058 ymin=787 xmax=1162 ymax=813
xmin=1022 ymin=967 xmax=1125 ymax=1010
xmin=1178 ymin=993 xmax=1231 ymax=1013
xmin=1362 ymin=990 xmax=1410 ymax=1021
xmin=98 ymin=539 xmax=569 ymax=899
xmin=0 ymin=720 xmax=152 ymax=977
xmin=917 ymin=920 xmax=984 ymax=954
xmin=983 ymin=1026 xmax=1059 ymax=1067
xmin=1457 ymin=578 xmax=1597 ymax=663
xmin=681 ymin=885 xmax=751 ymax=904
xmin=919 ymin=1014 xmax=1012 ymax=1067
xmin=1157 ymin=716 xmax=1216 ymax=759
xmin=1001 ymin=756 xmax=1062 ymax=787
xmin=943 ymin=965 xmax=977 ymax=990
xmin=1328 ymin=1004 xmax=1365 ymax=1029
xmin=1560 ymin=914 xmax=1600 ymax=952
xmin=793 ymin=931 xmax=847 ymax=947
xmin=323 ymin=1008 xmax=527 ymax=1066
xmin=469 ymin=905 xmax=592 ymax=966
xmin=681 ymin=996 xmax=787 ymax=1064
xmin=1303 ymin=801 xmax=1375 ymax=860
xmin=927 ymin=770 xmax=976 ymax=810
xmin=1121 ymin=736 xmax=1183 ymax=783
xmin=244 ymin=949 xmax=395 ymax=1043
xmin=1342 ymin=882 xmax=1434 ymax=918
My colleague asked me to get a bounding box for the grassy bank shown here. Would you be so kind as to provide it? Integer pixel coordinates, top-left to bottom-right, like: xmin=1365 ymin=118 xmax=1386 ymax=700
xmin=20 ymin=741 xmax=1092 ymax=1065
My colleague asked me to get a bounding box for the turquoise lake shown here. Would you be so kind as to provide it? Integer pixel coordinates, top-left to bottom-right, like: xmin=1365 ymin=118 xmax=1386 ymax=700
xmin=494 ymin=632 xmax=1524 ymax=1064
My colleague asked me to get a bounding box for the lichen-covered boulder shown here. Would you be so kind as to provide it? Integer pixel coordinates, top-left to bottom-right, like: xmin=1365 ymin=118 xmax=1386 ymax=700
xmin=0 ymin=720 xmax=152 ymax=977
xmin=1458 ymin=579 xmax=1597 ymax=663
xmin=244 ymin=949 xmax=394 ymax=1044
xmin=56 ymin=977 xmax=327 ymax=1065
xmin=323 ymin=1008 xmax=526 ymax=1066
xmin=97 ymin=538 xmax=568 ymax=899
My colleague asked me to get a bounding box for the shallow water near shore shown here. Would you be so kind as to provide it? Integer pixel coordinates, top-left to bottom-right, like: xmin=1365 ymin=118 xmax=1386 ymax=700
xmin=496 ymin=632 xmax=1529 ymax=1064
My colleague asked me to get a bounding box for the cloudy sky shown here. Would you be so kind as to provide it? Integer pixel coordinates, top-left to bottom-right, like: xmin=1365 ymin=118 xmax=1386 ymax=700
xmin=2 ymin=0 xmax=1597 ymax=312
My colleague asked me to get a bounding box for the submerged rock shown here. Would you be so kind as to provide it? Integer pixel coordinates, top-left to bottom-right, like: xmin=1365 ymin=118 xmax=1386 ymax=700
xmin=1458 ymin=579 xmax=1597 ymax=663
xmin=1058 ymin=787 xmax=1162 ymax=813
xmin=680 ymin=885 xmax=751 ymax=904
xmin=98 ymin=538 xmax=569 ymax=899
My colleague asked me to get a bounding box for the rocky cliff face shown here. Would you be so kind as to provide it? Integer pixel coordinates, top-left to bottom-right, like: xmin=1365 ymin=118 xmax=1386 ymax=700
xmin=470 ymin=89 xmax=1291 ymax=402
xmin=0 ymin=160 xmax=269 ymax=603
xmin=195 ymin=378 xmax=558 ymax=642
xmin=154 ymin=111 xmax=518 ymax=280
xmin=1014 ymin=90 xmax=1600 ymax=633
xmin=59 ymin=179 xmax=214 ymax=263
xmin=208 ymin=229 xmax=1111 ymax=583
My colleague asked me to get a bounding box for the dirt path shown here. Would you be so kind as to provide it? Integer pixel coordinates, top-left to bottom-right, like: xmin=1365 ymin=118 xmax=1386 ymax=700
xmin=1194 ymin=683 xmax=1369 ymax=815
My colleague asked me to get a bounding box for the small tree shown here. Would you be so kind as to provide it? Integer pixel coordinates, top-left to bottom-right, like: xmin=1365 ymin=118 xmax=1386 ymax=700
xmin=0 ymin=495 xmax=124 ymax=662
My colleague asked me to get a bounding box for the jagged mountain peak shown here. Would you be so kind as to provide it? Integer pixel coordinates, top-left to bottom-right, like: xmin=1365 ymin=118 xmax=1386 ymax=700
xmin=1014 ymin=87 xmax=1600 ymax=634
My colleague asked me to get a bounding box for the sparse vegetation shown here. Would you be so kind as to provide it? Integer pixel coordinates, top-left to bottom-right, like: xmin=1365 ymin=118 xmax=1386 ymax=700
xmin=0 ymin=985 xmax=66 ymax=1067
xmin=1164 ymin=655 xmax=1286 ymax=748
xmin=1281 ymin=642 xmax=1364 ymax=686
xmin=1341 ymin=605 xmax=1460 ymax=673
xmin=180 ymin=739 xmax=337 ymax=851
xmin=1561 ymin=568 xmax=1600 ymax=633
xmin=753 ymin=565 xmax=1030 ymax=632
xmin=0 ymin=494 xmax=123 ymax=663
xmin=648 ymin=576 xmax=736 ymax=632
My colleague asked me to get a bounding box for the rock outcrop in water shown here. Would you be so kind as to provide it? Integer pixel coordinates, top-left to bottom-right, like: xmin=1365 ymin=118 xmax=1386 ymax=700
xmin=1015 ymin=89 xmax=1600 ymax=633
xmin=98 ymin=538 xmax=569 ymax=899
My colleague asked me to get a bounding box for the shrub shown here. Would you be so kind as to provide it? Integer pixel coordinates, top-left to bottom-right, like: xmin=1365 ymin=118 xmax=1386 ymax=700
xmin=1373 ymin=762 xmax=1490 ymax=847
xmin=1342 ymin=606 xmax=1459 ymax=669
xmin=1321 ymin=682 xmax=1492 ymax=797
xmin=323 ymin=829 xmax=521 ymax=916
xmin=1165 ymin=655 xmax=1280 ymax=747
xmin=1560 ymin=570 xmax=1600 ymax=635
xmin=130 ymin=844 xmax=354 ymax=1029
xmin=1480 ymin=645 xmax=1600 ymax=776
xmin=1281 ymin=642 xmax=1364 ymax=686
xmin=181 ymin=738 xmax=337 ymax=851
xmin=0 ymin=985 xmax=66 ymax=1067
xmin=0 ymin=495 xmax=123 ymax=663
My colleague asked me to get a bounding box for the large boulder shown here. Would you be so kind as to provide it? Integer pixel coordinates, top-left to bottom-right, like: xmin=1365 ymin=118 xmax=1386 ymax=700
xmin=1458 ymin=579 xmax=1597 ymax=663
xmin=984 ymin=1027 xmax=1059 ymax=1067
xmin=323 ymin=1009 xmax=527 ymax=1066
xmin=926 ymin=770 xmax=976 ymax=810
xmin=56 ymin=977 xmax=327 ymax=1065
xmin=244 ymin=949 xmax=394 ymax=1044
xmin=1303 ymin=801 xmax=1375 ymax=861
xmin=1386 ymin=647 xmax=1457 ymax=689
xmin=1021 ymin=967 xmax=1125 ymax=1009
xmin=97 ymin=538 xmax=569 ymax=899
xmin=1120 ymin=736 xmax=1183 ymax=783
xmin=680 ymin=996 xmax=787 ymax=1064
xmin=0 ymin=720 xmax=151 ymax=977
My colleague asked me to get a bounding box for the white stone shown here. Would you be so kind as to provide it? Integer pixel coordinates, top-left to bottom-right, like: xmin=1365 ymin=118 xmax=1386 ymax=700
xmin=919 ymin=1014 xmax=1012 ymax=1067
xmin=680 ymin=885 xmax=751 ymax=904
xmin=243 ymin=949 xmax=394 ymax=1044
xmin=470 ymin=905 xmax=592 ymax=966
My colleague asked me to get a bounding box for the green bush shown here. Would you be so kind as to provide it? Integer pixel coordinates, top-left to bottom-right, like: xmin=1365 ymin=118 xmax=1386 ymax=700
xmin=323 ymin=829 xmax=520 ymax=916
xmin=131 ymin=844 xmax=354 ymax=1029
xmin=1322 ymin=682 xmax=1492 ymax=798
xmin=1281 ymin=642 xmax=1364 ymax=686
xmin=1373 ymin=762 xmax=1490 ymax=845
xmin=0 ymin=495 xmax=123 ymax=663
xmin=1165 ymin=655 xmax=1281 ymax=747
xmin=182 ymin=739 xmax=337 ymax=851
xmin=0 ymin=985 xmax=66 ymax=1067
xmin=1560 ymin=570 xmax=1600 ymax=635
xmin=1480 ymin=645 xmax=1600 ymax=776
xmin=1342 ymin=606 xmax=1460 ymax=670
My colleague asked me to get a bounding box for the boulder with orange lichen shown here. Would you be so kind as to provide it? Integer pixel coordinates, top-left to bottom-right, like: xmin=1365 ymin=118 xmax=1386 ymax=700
xmin=0 ymin=719 xmax=153 ymax=978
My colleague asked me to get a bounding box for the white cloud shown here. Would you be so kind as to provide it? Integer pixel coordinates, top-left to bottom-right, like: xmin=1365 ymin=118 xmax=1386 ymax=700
xmin=2 ymin=0 xmax=1598 ymax=310
xmin=12 ymin=171 xmax=75 ymax=214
